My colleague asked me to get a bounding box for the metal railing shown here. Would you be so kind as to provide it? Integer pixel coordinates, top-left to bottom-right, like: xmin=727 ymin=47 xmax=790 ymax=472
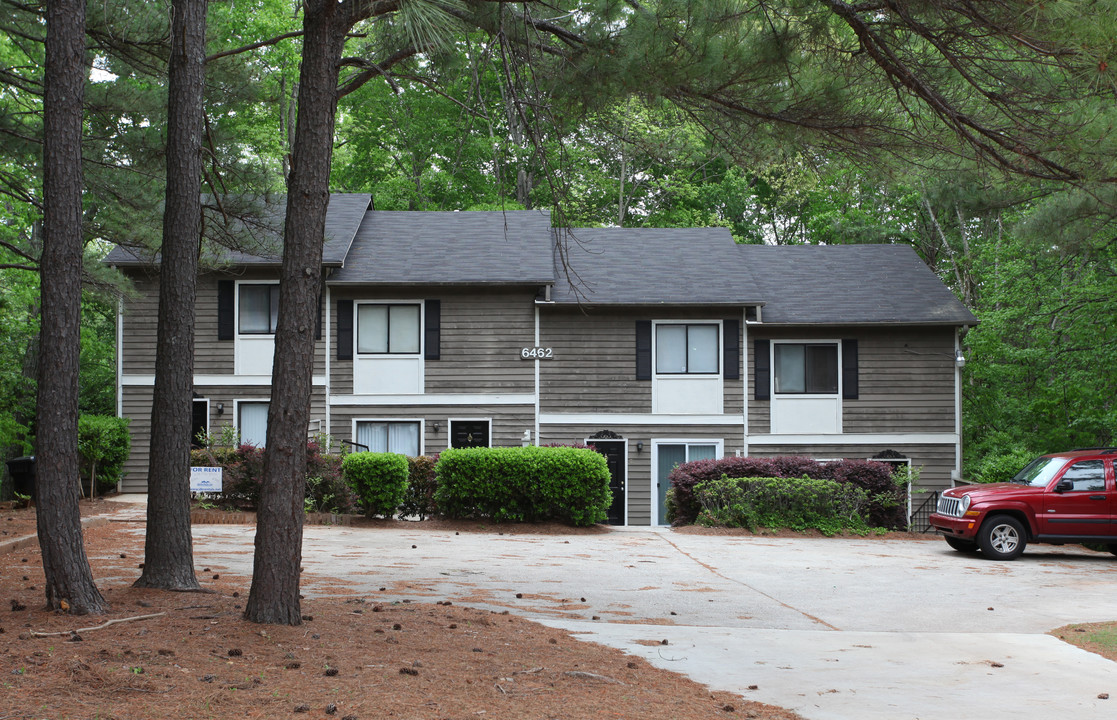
xmin=909 ymin=491 xmax=940 ymax=533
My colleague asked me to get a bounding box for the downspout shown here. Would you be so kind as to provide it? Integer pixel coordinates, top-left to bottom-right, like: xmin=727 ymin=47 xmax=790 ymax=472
xmin=741 ymin=307 xmax=749 ymax=458
xmin=534 ymin=303 xmax=540 ymax=446
xmin=953 ymin=327 xmax=964 ymax=486
xmin=115 ymin=275 xmax=124 ymax=493
xmin=324 ymin=281 xmax=331 ymax=445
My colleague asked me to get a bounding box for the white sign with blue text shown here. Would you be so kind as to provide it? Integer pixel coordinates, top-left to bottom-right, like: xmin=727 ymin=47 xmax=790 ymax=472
xmin=190 ymin=466 xmax=223 ymax=493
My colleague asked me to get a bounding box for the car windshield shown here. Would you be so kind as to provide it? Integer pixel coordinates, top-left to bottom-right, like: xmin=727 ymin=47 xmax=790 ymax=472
xmin=1012 ymin=457 xmax=1065 ymax=487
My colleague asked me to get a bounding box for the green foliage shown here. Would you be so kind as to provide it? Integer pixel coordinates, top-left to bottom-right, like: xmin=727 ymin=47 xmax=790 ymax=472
xmin=433 ymin=446 xmax=611 ymax=527
xmin=399 ymin=454 xmax=440 ymax=520
xmin=189 ymin=442 xmax=353 ymax=513
xmin=342 ymin=452 xmax=410 ymax=518
xmin=970 ymin=445 xmax=1037 ymax=485
xmin=693 ymin=476 xmax=872 ymax=536
xmin=76 ymin=415 xmax=131 ymax=494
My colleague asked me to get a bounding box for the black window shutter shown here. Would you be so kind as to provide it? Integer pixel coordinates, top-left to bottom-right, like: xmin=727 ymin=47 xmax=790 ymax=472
xmin=724 ymin=319 xmax=740 ymax=380
xmin=217 ymin=280 xmax=234 ymax=340
xmin=315 ymin=286 xmax=323 ymax=340
xmin=842 ymin=339 xmax=859 ymax=400
xmin=336 ymin=299 xmax=353 ymax=361
xmin=424 ymin=299 xmax=441 ymax=360
xmin=754 ymin=339 xmax=770 ymax=400
xmin=635 ymin=321 xmax=652 ymax=380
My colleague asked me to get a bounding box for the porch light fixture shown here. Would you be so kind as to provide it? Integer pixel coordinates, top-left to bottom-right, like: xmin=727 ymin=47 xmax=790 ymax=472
xmin=636 ymin=442 xmax=644 ymax=452
xmin=954 ymin=351 xmax=966 ymax=369
xmin=216 ymin=402 xmax=224 ymax=416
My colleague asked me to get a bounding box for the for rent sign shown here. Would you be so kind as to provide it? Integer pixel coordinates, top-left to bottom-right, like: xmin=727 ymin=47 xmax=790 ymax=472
xmin=190 ymin=466 xmax=223 ymax=493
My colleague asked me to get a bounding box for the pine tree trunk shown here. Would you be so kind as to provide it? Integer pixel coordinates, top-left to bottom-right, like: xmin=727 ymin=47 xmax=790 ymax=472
xmin=37 ymin=0 xmax=106 ymax=615
xmin=244 ymin=1 xmax=349 ymax=625
xmin=134 ymin=0 xmax=207 ymax=591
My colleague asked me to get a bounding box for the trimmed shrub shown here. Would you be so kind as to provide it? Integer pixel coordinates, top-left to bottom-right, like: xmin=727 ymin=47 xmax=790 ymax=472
xmin=433 ymin=446 xmax=610 ymax=526
xmin=188 ymin=441 xmax=355 ymax=513
xmin=343 ymin=452 xmax=409 ymax=518
xmin=694 ymin=476 xmax=871 ymax=535
xmin=399 ymin=454 xmax=440 ymax=520
xmin=77 ymin=415 xmax=131 ymax=495
xmin=667 ymin=455 xmax=902 ymax=529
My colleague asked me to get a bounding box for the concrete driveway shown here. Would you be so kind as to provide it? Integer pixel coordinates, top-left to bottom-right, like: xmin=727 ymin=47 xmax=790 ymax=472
xmin=163 ymin=523 xmax=1117 ymax=720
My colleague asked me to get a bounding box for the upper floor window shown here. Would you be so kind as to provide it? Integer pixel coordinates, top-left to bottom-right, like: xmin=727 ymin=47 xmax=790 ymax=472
xmin=239 ymin=284 xmax=279 ymax=335
xmin=357 ymin=304 xmax=420 ymax=354
xmin=774 ymin=343 xmax=838 ymax=394
xmin=656 ymin=323 xmax=719 ymax=375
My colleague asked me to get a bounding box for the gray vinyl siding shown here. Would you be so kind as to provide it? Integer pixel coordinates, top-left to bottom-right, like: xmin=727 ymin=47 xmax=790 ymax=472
xmin=540 ymin=307 xmax=745 ymax=415
xmin=121 ymin=269 xmax=326 ymax=378
xmin=328 ymin=286 xmax=537 ymax=396
xmin=330 ymin=404 xmax=535 ymax=454
xmin=747 ymin=326 xmax=957 ymax=435
xmin=119 ymin=387 xmax=153 ymax=493
xmin=540 ymin=422 xmax=746 ymax=526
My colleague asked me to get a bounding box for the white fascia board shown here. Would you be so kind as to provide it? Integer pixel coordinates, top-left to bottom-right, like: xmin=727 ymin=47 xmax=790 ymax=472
xmin=121 ymin=375 xmax=327 ymax=387
xmin=540 ymin=413 xmax=745 ymax=426
xmin=330 ymin=394 xmax=535 ymax=406
xmin=749 ymin=433 xmax=960 ymax=445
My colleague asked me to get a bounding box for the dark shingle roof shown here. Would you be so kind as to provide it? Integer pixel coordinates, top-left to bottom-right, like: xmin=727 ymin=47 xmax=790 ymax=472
xmin=742 ymin=244 xmax=977 ymax=325
xmin=551 ymin=227 xmax=764 ymax=305
xmin=103 ymin=193 xmax=371 ymax=267
xmin=330 ymin=210 xmax=554 ymax=284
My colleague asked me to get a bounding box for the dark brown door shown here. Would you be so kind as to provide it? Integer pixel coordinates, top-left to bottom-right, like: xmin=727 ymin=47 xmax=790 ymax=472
xmin=592 ymin=440 xmax=626 ymax=525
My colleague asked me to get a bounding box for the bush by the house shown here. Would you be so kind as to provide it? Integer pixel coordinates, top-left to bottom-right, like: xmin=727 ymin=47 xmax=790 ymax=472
xmin=971 ymin=446 xmax=1035 ymax=484
xmin=399 ymin=454 xmax=439 ymax=520
xmin=77 ymin=415 xmax=131 ymax=496
xmin=189 ymin=441 xmax=355 ymax=514
xmin=434 ymin=446 xmax=611 ymax=526
xmin=693 ymin=476 xmax=872 ymax=535
xmin=666 ymin=455 xmax=903 ymax=529
xmin=343 ymin=452 xmax=410 ymax=518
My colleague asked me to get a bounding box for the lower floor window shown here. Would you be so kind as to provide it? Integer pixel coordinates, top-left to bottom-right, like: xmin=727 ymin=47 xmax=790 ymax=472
xmin=238 ymin=401 xmax=269 ymax=447
xmin=356 ymin=420 xmax=421 ymax=455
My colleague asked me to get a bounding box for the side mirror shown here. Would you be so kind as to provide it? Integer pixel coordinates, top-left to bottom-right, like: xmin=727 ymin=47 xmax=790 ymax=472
xmin=1054 ymin=480 xmax=1074 ymax=493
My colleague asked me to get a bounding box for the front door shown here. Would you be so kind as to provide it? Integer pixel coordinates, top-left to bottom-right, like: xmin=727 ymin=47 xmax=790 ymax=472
xmin=450 ymin=420 xmax=490 ymax=449
xmin=591 ymin=440 xmax=626 ymax=525
xmin=655 ymin=442 xmax=719 ymax=525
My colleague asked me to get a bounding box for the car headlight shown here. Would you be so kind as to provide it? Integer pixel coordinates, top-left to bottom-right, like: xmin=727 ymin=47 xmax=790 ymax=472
xmin=959 ymin=494 xmax=971 ymax=513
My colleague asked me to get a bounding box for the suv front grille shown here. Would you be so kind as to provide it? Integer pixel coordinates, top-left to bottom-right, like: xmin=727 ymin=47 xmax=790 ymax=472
xmin=937 ymin=495 xmax=963 ymax=518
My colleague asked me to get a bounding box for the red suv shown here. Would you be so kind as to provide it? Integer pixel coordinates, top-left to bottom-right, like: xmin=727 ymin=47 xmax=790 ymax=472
xmin=930 ymin=449 xmax=1117 ymax=560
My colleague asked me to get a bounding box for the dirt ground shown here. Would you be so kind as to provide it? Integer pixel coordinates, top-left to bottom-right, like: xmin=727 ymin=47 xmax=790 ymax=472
xmin=1 ymin=502 xmax=803 ymax=720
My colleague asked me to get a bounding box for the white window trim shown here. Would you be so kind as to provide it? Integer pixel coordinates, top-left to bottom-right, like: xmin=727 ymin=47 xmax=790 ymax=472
xmin=192 ymin=398 xmax=210 ymax=447
xmin=770 ymin=338 xmax=843 ymax=397
xmin=235 ymin=280 xmax=280 ymax=337
xmin=652 ymin=320 xmax=723 ymax=377
xmin=354 ymin=299 xmax=424 ymax=357
xmin=651 ymin=438 xmax=724 ymax=526
xmin=350 ymin=417 xmax=425 ymax=455
xmin=233 ymin=399 xmax=270 ymax=447
xmin=447 ymin=417 xmax=493 ymax=449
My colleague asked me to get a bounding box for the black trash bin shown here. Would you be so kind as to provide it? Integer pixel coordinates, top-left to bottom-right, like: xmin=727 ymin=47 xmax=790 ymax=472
xmin=6 ymin=456 xmax=35 ymax=499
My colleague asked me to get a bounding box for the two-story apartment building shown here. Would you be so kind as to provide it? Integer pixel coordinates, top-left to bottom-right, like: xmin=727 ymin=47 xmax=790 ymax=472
xmin=107 ymin=195 xmax=977 ymax=525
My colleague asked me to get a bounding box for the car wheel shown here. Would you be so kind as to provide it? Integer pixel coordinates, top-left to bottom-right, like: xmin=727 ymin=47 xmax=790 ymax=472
xmin=977 ymin=515 xmax=1026 ymax=560
xmin=944 ymin=536 xmax=979 ymax=553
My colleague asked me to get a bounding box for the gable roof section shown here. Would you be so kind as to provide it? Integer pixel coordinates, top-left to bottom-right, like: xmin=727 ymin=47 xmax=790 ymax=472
xmin=550 ymin=227 xmax=764 ymax=305
xmin=103 ymin=193 xmax=371 ymax=268
xmin=330 ymin=210 xmax=554 ymax=285
xmin=743 ymin=244 xmax=977 ymax=325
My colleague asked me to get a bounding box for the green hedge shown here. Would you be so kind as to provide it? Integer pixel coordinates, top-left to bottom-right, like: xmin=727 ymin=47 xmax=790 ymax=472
xmin=433 ymin=446 xmax=611 ymax=526
xmin=399 ymin=454 xmax=439 ymax=519
xmin=343 ymin=452 xmax=410 ymax=518
xmin=693 ymin=476 xmax=872 ymax=536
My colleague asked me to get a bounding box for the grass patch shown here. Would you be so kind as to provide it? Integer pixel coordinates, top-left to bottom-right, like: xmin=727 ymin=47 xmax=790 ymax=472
xmin=1051 ymin=621 xmax=1117 ymax=662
